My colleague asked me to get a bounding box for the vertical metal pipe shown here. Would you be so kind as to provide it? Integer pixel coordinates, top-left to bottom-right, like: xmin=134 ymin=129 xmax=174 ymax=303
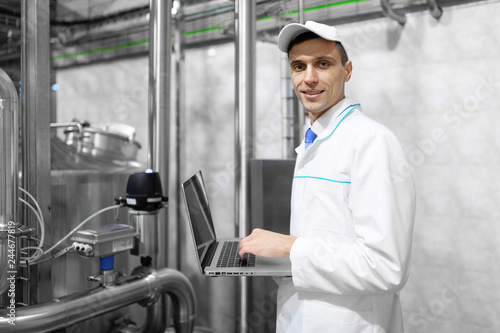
xmin=296 ymin=0 xmax=306 ymax=144
xmin=147 ymin=1 xmax=156 ymax=171
xmin=129 ymin=212 xmax=159 ymax=259
xmin=0 ymin=68 xmax=19 ymax=299
xmin=148 ymin=0 xmax=172 ymax=175
xmin=281 ymin=0 xmax=305 ymax=159
xmin=148 ymin=0 xmax=172 ymax=265
xmin=280 ymin=54 xmax=296 ymax=158
xmin=295 ymin=0 xmax=307 ymax=151
xmin=20 ymin=0 xmax=52 ymax=305
xmin=147 ymin=0 xmax=172 ymax=331
xmin=235 ymin=0 xmax=256 ymax=331
xmin=173 ymin=2 xmax=186 ymax=272
xmin=298 ymin=0 xmax=305 ymax=24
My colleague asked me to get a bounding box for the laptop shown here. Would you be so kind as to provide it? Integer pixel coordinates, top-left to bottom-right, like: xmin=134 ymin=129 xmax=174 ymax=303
xmin=181 ymin=171 xmax=292 ymax=277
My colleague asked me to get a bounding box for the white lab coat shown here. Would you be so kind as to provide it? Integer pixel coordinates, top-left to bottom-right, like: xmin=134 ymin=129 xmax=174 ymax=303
xmin=277 ymin=98 xmax=416 ymax=333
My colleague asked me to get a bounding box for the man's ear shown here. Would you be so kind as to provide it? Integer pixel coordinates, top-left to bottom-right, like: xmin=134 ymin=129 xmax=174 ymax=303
xmin=344 ymin=60 xmax=352 ymax=82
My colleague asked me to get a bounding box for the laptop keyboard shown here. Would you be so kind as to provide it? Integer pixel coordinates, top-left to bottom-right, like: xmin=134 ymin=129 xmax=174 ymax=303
xmin=216 ymin=241 xmax=256 ymax=268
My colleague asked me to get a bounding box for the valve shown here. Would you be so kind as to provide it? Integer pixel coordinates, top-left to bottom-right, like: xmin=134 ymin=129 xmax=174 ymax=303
xmin=88 ymin=255 xmax=119 ymax=287
xmin=114 ymin=169 xmax=168 ymax=211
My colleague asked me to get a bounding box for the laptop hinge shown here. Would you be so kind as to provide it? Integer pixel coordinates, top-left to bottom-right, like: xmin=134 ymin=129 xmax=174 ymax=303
xmin=202 ymin=241 xmax=217 ymax=268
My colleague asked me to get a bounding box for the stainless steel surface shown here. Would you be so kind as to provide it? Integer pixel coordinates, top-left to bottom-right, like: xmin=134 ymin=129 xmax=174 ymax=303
xmin=46 ymin=0 xmax=464 ymax=68
xmin=118 ymin=293 xmax=167 ymax=333
xmin=380 ymin=0 xmax=407 ymax=25
xmin=148 ymin=0 xmax=172 ymax=174
xmin=20 ymin=0 xmax=52 ymax=305
xmin=173 ymin=2 xmax=186 ymax=272
xmin=0 ymin=267 xmax=196 ymax=333
xmin=298 ymin=0 xmax=305 ymax=24
xmin=101 ymin=269 xmax=117 ymax=287
xmin=50 ymin=168 xmax=137 ymax=332
xmin=53 ymin=122 xmax=142 ymax=161
xmin=235 ymin=0 xmax=256 ymax=331
xmin=129 ymin=211 xmax=159 ymax=259
xmin=280 ymin=51 xmax=297 ymax=159
xmin=51 ymin=121 xmax=85 ymax=151
xmin=81 ymin=127 xmax=141 ymax=161
xmin=279 ymin=0 xmax=302 ymax=158
xmin=0 ymin=68 xmax=19 ymax=298
xmin=50 ymin=121 xmax=85 ymax=134
xmin=72 ymin=224 xmax=138 ymax=257
xmin=147 ymin=1 xmax=172 ymax=331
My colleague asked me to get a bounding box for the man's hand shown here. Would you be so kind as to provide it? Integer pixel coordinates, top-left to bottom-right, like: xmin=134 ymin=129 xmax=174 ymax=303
xmin=238 ymin=228 xmax=297 ymax=259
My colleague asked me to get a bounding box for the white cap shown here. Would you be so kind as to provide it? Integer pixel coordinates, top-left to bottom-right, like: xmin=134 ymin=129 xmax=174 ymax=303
xmin=277 ymin=21 xmax=342 ymax=53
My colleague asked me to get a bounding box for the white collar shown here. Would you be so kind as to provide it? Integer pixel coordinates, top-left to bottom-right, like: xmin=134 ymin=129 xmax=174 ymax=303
xmin=311 ymin=98 xmax=353 ymax=141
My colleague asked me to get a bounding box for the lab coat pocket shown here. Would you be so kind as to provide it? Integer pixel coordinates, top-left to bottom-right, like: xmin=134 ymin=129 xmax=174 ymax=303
xmin=306 ymin=180 xmax=346 ymax=234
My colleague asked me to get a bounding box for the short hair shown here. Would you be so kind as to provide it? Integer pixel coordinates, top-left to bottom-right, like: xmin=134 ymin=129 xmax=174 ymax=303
xmin=287 ymin=31 xmax=349 ymax=66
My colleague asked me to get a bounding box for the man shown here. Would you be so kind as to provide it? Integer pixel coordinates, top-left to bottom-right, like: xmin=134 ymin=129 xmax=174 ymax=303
xmin=238 ymin=21 xmax=416 ymax=332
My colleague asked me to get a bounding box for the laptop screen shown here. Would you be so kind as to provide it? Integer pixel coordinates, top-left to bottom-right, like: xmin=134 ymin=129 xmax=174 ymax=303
xmin=182 ymin=171 xmax=216 ymax=263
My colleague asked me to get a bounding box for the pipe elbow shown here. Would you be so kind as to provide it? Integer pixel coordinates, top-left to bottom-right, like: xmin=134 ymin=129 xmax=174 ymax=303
xmin=0 ymin=267 xmax=196 ymax=333
xmin=153 ymin=268 xmax=196 ymax=332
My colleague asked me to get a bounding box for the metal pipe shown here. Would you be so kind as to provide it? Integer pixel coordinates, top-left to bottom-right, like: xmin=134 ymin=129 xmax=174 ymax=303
xmin=235 ymin=0 xmax=256 ymax=331
xmin=147 ymin=1 xmax=172 ymax=331
xmin=173 ymin=1 xmax=186 ymax=272
xmin=20 ymin=0 xmax=52 ymax=305
xmin=279 ymin=2 xmax=293 ymax=159
xmin=147 ymin=0 xmax=157 ymax=171
xmin=235 ymin=0 xmax=256 ymax=241
xmin=281 ymin=60 xmax=292 ymax=158
xmin=118 ymin=299 xmax=166 ymax=333
xmin=380 ymin=0 xmax=407 ymax=25
xmin=50 ymin=122 xmax=84 ymax=134
xmin=115 ymin=209 xmax=166 ymax=333
xmin=427 ymin=0 xmax=443 ymax=19
xmin=0 ymin=267 xmax=196 ymax=333
xmin=296 ymin=0 xmax=306 ymax=148
xmin=298 ymin=0 xmax=305 ymax=24
xmin=0 ymin=68 xmax=19 ymax=297
xmin=127 ymin=210 xmax=165 ymax=333
xmin=280 ymin=1 xmax=305 ymax=159
xmin=148 ymin=0 xmax=171 ymax=284
xmin=148 ymin=0 xmax=172 ymax=175
xmin=129 ymin=211 xmax=159 ymax=259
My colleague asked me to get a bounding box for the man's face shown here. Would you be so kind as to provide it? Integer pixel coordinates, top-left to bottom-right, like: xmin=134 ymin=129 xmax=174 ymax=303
xmin=289 ymin=38 xmax=352 ymax=123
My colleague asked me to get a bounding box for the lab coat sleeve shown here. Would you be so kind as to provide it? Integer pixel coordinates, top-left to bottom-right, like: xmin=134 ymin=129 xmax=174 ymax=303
xmin=290 ymin=128 xmax=416 ymax=295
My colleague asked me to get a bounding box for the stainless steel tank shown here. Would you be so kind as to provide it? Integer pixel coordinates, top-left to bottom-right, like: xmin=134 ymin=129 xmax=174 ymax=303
xmin=0 ymin=68 xmax=19 ymax=301
xmin=49 ymin=137 xmax=145 ymax=332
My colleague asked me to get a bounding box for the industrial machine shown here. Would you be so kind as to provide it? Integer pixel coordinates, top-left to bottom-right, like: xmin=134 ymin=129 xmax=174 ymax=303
xmin=0 ymin=1 xmax=196 ymax=330
xmin=0 ymin=140 xmax=196 ymax=332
